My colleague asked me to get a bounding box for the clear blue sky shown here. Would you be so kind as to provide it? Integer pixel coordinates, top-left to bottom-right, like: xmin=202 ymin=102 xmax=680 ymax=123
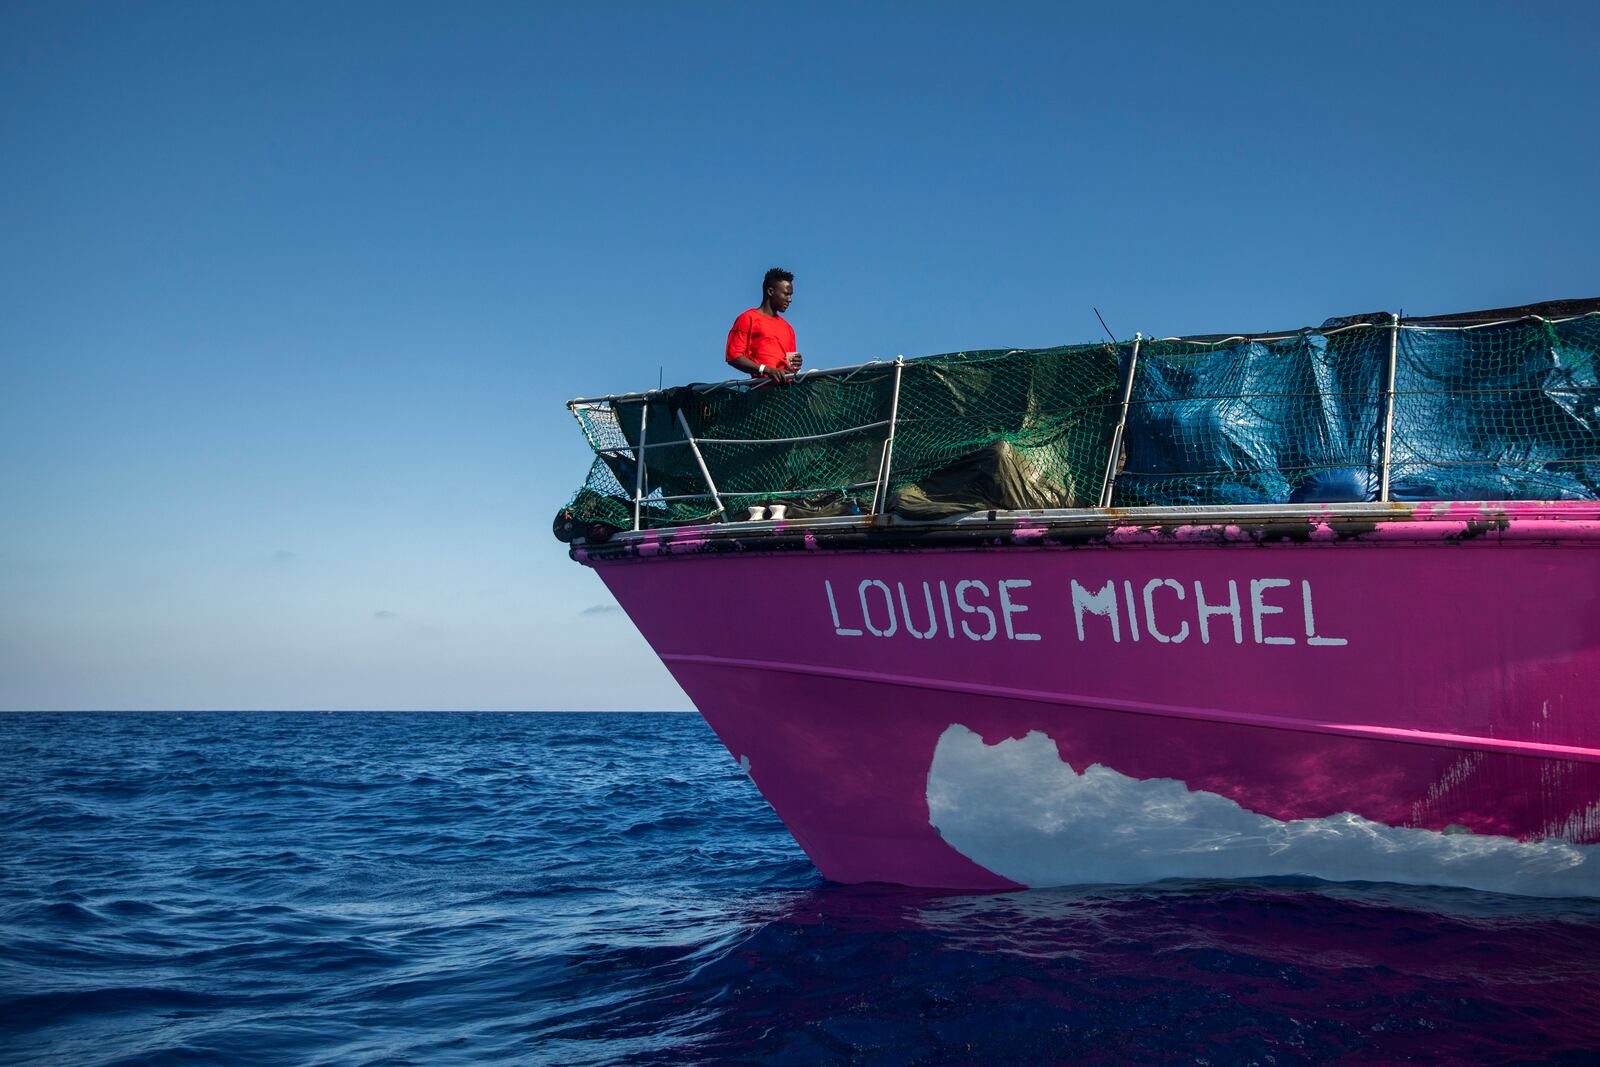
xmin=3 ymin=1 xmax=1596 ymax=710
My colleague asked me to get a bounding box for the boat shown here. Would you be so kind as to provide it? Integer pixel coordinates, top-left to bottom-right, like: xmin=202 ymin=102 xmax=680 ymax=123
xmin=555 ymin=298 xmax=1600 ymax=897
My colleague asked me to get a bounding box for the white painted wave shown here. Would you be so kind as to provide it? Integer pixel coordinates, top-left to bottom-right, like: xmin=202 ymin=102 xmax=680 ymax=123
xmin=925 ymin=724 xmax=1600 ymax=897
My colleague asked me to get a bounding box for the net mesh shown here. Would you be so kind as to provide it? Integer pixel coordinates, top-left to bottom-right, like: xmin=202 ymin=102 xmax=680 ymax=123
xmin=560 ymin=312 xmax=1600 ymax=532
xmin=566 ymin=364 xmax=898 ymax=531
xmin=1388 ymin=316 xmax=1600 ymax=501
xmin=1112 ymin=326 xmax=1388 ymax=506
xmin=886 ymin=344 xmax=1122 ymax=509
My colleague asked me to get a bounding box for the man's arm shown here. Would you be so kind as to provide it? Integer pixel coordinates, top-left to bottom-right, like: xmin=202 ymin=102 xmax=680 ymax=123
xmin=729 ymin=354 xmax=789 ymax=381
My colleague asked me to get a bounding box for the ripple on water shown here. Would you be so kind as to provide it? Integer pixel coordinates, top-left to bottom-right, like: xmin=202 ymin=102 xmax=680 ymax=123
xmin=0 ymin=711 xmax=1597 ymax=1066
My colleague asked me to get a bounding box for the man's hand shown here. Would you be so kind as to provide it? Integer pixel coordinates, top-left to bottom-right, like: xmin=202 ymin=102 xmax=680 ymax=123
xmin=757 ymin=362 xmax=791 ymax=383
xmin=786 ymin=351 xmax=803 ymax=373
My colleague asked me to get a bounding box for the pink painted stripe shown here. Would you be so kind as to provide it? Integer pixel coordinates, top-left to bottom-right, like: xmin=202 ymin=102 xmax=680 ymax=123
xmin=662 ymin=653 xmax=1600 ymax=765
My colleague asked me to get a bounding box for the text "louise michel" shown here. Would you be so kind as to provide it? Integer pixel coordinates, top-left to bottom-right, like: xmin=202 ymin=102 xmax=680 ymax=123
xmin=824 ymin=577 xmax=1348 ymax=647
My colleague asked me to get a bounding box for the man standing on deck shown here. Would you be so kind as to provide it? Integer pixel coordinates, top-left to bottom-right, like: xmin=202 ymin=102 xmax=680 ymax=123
xmin=726 ymin=267 xmax=803 ymax=382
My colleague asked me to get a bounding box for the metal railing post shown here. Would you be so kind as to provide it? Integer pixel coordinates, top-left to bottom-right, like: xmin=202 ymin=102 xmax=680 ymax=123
xmin=871 ymin=356 xmax=905 ymax=519
xmin=676 ymin=410 xmax=729 ymax=522
xmin=632 ymin=401 xmax=649 ymax=531
xmin=1098 ymin=334 xmax=1141 ymax=509
xmin=1379 ymin=313 xmax=1399 ymax=502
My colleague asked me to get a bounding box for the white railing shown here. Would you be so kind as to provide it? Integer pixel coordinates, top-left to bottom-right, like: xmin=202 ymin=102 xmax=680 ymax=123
xmin=566 ymin=310 xmax=1599 ymax=533
xmin=1098 ymin=334 xmax=1141 ymax=509
xmin=1380 ymin=313 xmax=1400 ymax=502
xmin=869 ymin=357 xmax=905 ymax=519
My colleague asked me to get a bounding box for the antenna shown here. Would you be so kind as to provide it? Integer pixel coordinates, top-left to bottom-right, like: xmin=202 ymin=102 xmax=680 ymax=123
xmin=659 ymin=366 xmax=664 ymax=390
xmin=1092 ymin=307 xmax=1118 ymax=343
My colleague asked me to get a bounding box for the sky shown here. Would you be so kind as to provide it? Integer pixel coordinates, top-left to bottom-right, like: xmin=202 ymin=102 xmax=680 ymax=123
xmin=2 ymin=1 xmax=1597 ymax=711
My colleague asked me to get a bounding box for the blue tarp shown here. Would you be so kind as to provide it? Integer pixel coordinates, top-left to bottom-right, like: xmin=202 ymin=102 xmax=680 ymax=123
xmin=1117 ymin=330 xmax=1384 ymax=506
xmin=1114 ymin=314 xmax=1600 ymax=506
xmin=1388 ymin=317 xmax=1600 ymax=501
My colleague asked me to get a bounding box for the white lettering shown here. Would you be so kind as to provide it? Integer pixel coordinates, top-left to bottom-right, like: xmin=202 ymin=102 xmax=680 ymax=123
xmin=1071 ymin=579 xmax=1121 ymax=642
xmin=956 ymin=580 xmax=997 ymax=641
xmin=859 ymin=579 xmax=897 ymax=638
xmin=1302 ymin=580 xmax=1348 ymax=646
xmin=897 ymin=581 xmax=939 ymax=640
xmin=825 ymin=580 xmax=862 ymax=637
xmin=1251 ymin=578 xmax=1296 ymax=645
xmin=826 ymin=572 xmax=1349 ymax=649
xmin=999 ymin=579 xmax=1040 ymax=641
xmin=1143 ymin=578 xmax=1189 ymax=643
xmin=1194 ymin=579 xmax=1243 ymax=645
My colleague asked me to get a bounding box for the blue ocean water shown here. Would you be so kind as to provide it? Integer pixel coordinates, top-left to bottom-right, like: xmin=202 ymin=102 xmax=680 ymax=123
xmin=2 ymin=713 xmax=1598 ymax=1066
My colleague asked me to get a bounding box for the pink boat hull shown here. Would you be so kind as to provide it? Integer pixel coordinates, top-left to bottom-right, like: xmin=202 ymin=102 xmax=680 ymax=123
xmin=576 ymin=503 xmax=1600 ymax=896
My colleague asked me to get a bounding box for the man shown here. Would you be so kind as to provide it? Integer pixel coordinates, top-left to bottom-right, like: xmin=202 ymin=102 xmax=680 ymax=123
xmin=725 ymin=267 xmax=804 ymax=382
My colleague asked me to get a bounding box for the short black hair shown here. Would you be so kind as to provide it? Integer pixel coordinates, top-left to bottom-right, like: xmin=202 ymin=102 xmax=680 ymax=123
xmin=763 ymin=267 xmax=793 ymax=293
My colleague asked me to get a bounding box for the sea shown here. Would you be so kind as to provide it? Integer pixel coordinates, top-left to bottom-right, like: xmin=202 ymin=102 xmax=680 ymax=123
xmin=2 ymin=712 xmax=1598 ymax=1066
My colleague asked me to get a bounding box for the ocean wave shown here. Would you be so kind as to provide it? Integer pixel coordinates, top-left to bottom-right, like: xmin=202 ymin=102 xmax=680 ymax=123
xmin=2 ymin=711 xmax=1597 ymax=1065
xmin=927 ymin=724 xmax=1600 ymax=897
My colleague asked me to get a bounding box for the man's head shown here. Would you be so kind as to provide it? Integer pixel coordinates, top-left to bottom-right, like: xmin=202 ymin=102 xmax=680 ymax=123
xmin=762 ymin=267 xmax=794 ymax=313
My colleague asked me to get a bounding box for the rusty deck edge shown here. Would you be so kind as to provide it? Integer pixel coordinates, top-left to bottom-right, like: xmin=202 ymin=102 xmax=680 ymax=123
xmin=570 ymin=502 xmax=1600 ymax=564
